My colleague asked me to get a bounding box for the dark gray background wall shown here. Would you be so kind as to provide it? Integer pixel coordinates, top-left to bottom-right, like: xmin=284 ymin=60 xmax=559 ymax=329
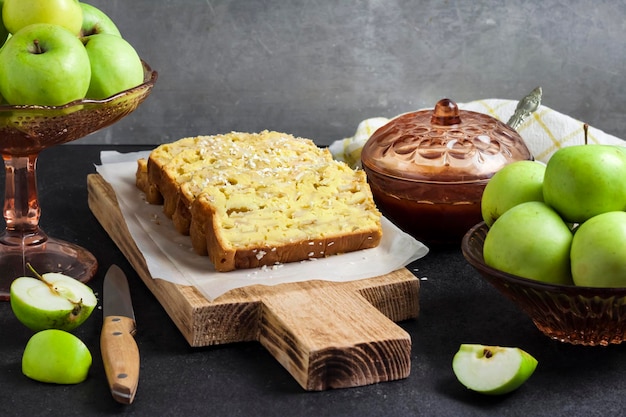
xmin=77 ymin=0 xmax=626 ymax=147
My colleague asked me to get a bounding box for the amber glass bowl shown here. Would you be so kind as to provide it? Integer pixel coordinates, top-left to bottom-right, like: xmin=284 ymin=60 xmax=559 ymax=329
xmin=462 ymin=222 xmax=626 ymax=346
xmin=361 ymin=99 xmax=532 ymax=246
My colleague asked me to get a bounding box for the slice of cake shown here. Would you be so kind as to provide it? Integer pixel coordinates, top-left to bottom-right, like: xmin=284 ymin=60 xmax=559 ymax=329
xmin=143 ymin=131 xmax=334 ymax=234
xmin=136 ymin=130 xmax=383 ymax=272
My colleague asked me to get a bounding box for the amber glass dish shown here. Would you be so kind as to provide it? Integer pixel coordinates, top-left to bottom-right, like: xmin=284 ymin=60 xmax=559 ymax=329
xmin=462 ymin=222 xmax=626 ymax=346
xmin=0 ymin=61 xmax=157 ymax=300
xmin=361 ymin=99 xmax=532 ymax=246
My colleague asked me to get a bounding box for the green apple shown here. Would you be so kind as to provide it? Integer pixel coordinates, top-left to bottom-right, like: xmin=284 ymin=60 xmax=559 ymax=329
xmin=452 ymin=344 xmax=538 ymax=395
xmin=10 ymin=270 xmax=97 ymax=332
xmin=3 ymin=0 xmax=83 ymax=35
xmin=571 ymin=211 xmax=626 ymax=287
xmin=483 ymin=201 xmax=574 ymax=285
xmin=0 ymin=0 xmax=8 ymax=47
xmin=543 ymin=145 xmax=626 ymax=223
xmin=0 ymin=23 xmax=91 ymax=106
xmin=22 ymin=329 xmax=92 ymax=384
xmin=79 ymin=2 xmax=121 ymax=37
xmin=82 ymin=33 xmax=144 ymax=99
xmin=481 ymin=160 xmax=546 ymax=227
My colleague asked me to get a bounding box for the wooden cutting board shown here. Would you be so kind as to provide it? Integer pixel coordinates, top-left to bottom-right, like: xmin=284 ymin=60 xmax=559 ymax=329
xmin=87 ymin=173 xmax=420 ymax=391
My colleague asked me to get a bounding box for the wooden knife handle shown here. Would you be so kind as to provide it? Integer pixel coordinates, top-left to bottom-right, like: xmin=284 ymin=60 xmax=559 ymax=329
xmin=101 ymin=316 xmax=140 ymax=404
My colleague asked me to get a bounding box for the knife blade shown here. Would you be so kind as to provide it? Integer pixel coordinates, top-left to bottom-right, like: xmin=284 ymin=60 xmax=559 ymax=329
xmin=101 ymin=264 xmax=140 ymax=404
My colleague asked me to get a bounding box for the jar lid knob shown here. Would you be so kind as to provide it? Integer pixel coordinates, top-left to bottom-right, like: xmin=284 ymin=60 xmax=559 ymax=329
xmin=430 ymin=98 xmax=461 ymax=126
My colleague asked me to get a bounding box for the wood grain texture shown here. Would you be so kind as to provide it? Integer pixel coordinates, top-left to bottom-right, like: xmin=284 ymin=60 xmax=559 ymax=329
xmin=101 ymin=316 xmax=140 ymax=404
xmin=87 ymin=173 xmax=420 ymax=390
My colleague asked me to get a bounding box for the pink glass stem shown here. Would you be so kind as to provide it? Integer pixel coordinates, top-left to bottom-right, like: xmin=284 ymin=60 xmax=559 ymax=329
xmin=0 ymin=154 xmax=48 ymax=247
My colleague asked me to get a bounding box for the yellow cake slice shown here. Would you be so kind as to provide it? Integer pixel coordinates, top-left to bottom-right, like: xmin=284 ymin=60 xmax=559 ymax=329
xmin=136 ymin=130 xmax=382 ymax=272
xmin=143 ymin=131 xmax=334 ymax=233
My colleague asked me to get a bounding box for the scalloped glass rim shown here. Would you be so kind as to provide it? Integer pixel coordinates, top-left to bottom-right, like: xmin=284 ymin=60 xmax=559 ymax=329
xmin=362 ymin=165 xmax=492 ymax=185
xmin=0 ymin=59 xmax=157 ymax=111
xmin=0 ymin=60 xmax=157 ymax=156
xmin=462 ymin=221 xmax=626 ymax=295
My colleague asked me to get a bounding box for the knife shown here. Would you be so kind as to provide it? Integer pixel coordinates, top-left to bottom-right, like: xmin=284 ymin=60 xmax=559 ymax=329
xmin=101 ymin=264 xmax=140 ymax=404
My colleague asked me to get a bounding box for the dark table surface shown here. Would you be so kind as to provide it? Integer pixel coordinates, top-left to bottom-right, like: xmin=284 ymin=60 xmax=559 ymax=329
xmin=0 ymin=144 xmax=623 ymax=417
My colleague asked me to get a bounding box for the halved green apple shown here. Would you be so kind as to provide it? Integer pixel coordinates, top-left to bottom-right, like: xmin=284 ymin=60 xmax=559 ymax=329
xmin=22 ymin=329 xmax=92 ymax=384
xmin=452 ymin=344 xmax=538 ymax=395
xmin=10 ymin=270 xmax=97 ymax=332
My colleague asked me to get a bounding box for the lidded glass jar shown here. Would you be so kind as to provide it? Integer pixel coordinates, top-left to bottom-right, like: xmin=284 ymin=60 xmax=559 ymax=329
xmin=361 ymin=98 xmax=533 ymax=245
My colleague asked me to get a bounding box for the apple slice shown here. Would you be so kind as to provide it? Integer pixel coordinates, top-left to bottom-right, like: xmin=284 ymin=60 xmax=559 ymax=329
xmin=22 ymin=329 xmax=92 ymax=384
xmin=10 ymin=269 xmax=97 ymax=332
xmin=452 ymin=344 xmax=538 ymax=395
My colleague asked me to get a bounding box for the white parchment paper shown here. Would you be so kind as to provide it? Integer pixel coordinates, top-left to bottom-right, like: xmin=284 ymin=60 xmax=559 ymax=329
xmin=95 ymin=151 xmax=429 ymax=301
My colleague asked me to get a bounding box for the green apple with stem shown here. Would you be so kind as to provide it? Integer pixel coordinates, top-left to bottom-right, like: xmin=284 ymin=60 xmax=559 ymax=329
xmin=452 ymin=344 xmax=538 ymax=395
xmin=79 ymin=2 xmax=121 ymax=37
xmin=543 ymin=144 xmax=626 ymax=223
xmin=22 ymin=329 xmax=92 ymax=384
xmin=2 ymin=0 xmax=83 ymax=35
xmin=82 ymin=33 xmax=144 ymax=99
xmin=483 ymin=201 xmax=574 ymax=285
xmin=10 ymin=265 xmax=97 ymax=332
xmin=0 ymin=23 xmax=91 ymax=106
xmin=571 ymin=211 xmax=626 ymax=288
xmin=481 ymin=160 xmax=546 ymax=227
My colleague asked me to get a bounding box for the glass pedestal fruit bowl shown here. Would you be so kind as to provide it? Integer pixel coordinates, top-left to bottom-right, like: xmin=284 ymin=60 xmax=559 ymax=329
xmin=0 ymin=61 xmax=157 ymax=300
xmin=462 ymin=222 xmax=626 ymax=346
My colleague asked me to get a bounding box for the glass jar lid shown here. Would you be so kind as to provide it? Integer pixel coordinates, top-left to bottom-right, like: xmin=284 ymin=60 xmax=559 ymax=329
xmin=361 ymin=98 xmax=533 ymax=183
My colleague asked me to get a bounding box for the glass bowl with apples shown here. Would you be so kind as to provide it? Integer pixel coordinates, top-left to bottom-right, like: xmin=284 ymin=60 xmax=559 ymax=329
xmin=360 ymin=98 xmax=533 ymax=247
xmin=0 ymin=0 xmax=158 ymax=299
xmin=462 ymin=143 xmax=626 ymax=346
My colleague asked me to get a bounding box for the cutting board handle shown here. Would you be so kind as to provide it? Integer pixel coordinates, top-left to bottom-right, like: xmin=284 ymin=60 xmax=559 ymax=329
xmin=259 ymin=285 xmax=412 ymax=391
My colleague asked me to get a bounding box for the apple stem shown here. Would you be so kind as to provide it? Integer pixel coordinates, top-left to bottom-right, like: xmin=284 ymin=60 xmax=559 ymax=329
xmin=26 ymin=263 xmax=44 ymax=281
xmin=27 ymin=263 xmax=56 ymax=292
xmin=32 ymin=39 xmax=44 ymax=54
xmin=483 ymin=348 xmax=493 ymax=358
xmin=584 ymin=123 xmax=589 ymax=145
